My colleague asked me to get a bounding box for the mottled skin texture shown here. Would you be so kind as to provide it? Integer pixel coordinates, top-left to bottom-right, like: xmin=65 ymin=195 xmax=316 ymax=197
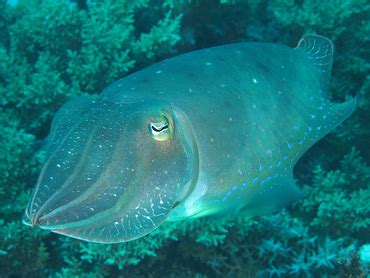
xmin=24 ymin=35 xmax=355 ymax=243
xmin=102 ymin=36 xmax=354 ymax=220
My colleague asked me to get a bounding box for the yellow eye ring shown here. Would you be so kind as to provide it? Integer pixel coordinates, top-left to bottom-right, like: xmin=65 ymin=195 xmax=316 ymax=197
xmin=149 ymin=115 xmax=174 ymax=141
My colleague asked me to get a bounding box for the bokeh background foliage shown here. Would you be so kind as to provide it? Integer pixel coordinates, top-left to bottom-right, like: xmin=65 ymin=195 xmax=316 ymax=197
xmin=0 ymin=0 xmax=369 ymax=277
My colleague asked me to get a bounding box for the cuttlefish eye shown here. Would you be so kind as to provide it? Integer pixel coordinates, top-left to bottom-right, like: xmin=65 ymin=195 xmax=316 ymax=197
xmin=149 ymin=114 xmax=174 ymax=141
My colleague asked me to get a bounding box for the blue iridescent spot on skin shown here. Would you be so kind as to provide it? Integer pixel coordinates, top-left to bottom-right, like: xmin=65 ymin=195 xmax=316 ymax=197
xmin=317 ymin=126 xmax=322 ymax=130
xmin=232 ymin=185 xmax=238 ymax=191
xmin=252 ymin=177 xmax=258 ymax=184
xmin=266 ymin=176 xmax=271 ymax=181
xmin=260 ymin=179 xmax=265 ymax=185
xmin=284 ymin=156 xmax=288 ymax=160
xmin=242 ymin=182 xmax=247 ymax=187
xmin=298 ymin=140 xmax=304 ymax=145
xmin=259 ymin=165 xmax=264 ymax=171
xmin=274 ymin=173 xmax=279 ymax=178
xmin=276 ymin=160 xmax=282 ymax=167
xmin=226 ymin=191 xmax=232 ymax=196
xmin=287 ymin=143 xmax=293 ymax=149
xmin=269 ymin=164 xmax=273 ymax=170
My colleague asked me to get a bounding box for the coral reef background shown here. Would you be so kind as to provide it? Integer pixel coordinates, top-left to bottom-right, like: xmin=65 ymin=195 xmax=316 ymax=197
xmin=0 ymin=0 xmax=369 ymax=277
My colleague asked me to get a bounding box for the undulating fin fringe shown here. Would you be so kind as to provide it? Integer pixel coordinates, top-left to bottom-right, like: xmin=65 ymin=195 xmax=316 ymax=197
xmin=296 ymin=34 xmax=334 ymax=93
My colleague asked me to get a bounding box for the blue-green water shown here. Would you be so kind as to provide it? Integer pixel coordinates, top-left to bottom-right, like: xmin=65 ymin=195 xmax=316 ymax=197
xmin=0 ymin=0 xmax=369 ymax=277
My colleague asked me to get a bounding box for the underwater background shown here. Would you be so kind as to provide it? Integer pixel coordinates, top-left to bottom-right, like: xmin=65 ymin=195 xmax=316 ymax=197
xmin=0 ymin=0 xmax=369 ymax=277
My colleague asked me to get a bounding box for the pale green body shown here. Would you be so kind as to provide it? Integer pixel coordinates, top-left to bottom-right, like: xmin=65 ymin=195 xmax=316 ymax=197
xmin=102 ymin=38 xmax=354 ymax=221
xmin=23 ymin=35 xmax=355 ymax=243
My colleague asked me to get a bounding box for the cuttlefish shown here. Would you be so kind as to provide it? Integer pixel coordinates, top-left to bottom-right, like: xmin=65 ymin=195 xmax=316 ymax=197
xmin=23 ymin=34 xmax=355 ymax=243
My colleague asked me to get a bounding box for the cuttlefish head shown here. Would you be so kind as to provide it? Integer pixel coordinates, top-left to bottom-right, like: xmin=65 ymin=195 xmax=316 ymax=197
xmin=23 ymin=96 xmax=198 ymax=243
